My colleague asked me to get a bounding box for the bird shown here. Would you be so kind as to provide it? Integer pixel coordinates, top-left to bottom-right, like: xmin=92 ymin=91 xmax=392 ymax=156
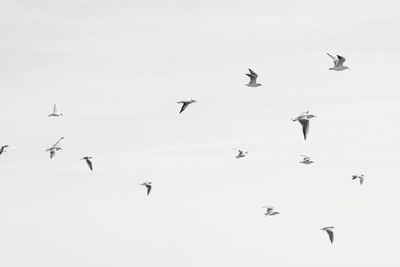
xmin=48 ymin=104 xmax=63 ymax=117
xmin=352 ymin=174 xmax=364 ymax=185
xmin=46 ymin=146 xmax=62 ymax=159
xmin=327 ymin=53 xmax=349 ymax=71
xmin=177 ymin=99 xmax=197 ymax=114
xmin=0 ymin=145 xmax=11 ymax=155
xmin=245 ymin=68 xmax=262 ymax=87
xmin=321 ymin=226 xmax=335 ymax=244
xmin=262 ymin=206 xmax=280 ymax=216
xmin=45 ymin=137 xmax=64 ymax=159
xmin=234 ymin=149 xmax=248 ymax=159
xmin=81 ymin=156 xmax=93 ymax=171
xmin=300 ymin=155 xmax=314 ymax=164
xmin=292 ymin=111 xmax=316 ymax=140
xmin=140 ymin=182 xmax=152 ymax=196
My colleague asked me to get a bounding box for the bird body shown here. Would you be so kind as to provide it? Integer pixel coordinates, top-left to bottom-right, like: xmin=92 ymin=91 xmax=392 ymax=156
xmin=292 ymin=111 xmax=316 ymax=140
xmin=352 ymin=174 xmax=364 ymax=185
xmin=81 ymin=156 xmax=93 ymax=171
xmin=327 ymin=53 xmax=349 ymax=71
xmin=140 ymin=182 xmax=152 ymax=196
xmin=177 ymin=99 xmax=197 ymax=114
xmin=262 ymin=206 xmax=280 ymax=216
xmin=245 ymin=68 xmax=262 ymax=87
xmin=48 ymin=104 xmax=63 ymax=117
xmin=235 ymin=149 xmax=248 ymax=159
xmin=46 ymin=137 xmax=64 ymax=159
xmin=321 ymin=226 xmax=335 ymax=243
xmin=300 ymin=155 xmax=314 ymax=164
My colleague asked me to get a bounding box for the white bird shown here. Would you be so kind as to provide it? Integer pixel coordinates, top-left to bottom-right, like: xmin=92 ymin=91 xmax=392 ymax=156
xmin=48 ymin=104 xmax=63 ymax=117
xmin=140 ymin=181 xmax=152 ymax=196
xmin=45 ymin=137 xmax=64 ymax=159
xmin=321 ymin=226 xmax=335 ymax=244
xmin=245 ymin=68 xmax=262 ymax=87
xmin=292 ymin=111 xmax=316 ymax=140
xmin=327 ymin=53 xmax=349 ymax=71
xmin=0 ymin=145 xmax=11 ymax=155
xmin=81 ymin=156 xmax=93 ymax=171
xmin=300 ymin=155 xmax=314 ymax=164
xmin=177 ymin=99 xmax=197 ymax=114
xmin=234 ymin=149 xmax=248 ymax=159
xmin=352 ymin=174 xmax=364 ymax=185
xmin=262 ymin=206 xmax=280 ymax=216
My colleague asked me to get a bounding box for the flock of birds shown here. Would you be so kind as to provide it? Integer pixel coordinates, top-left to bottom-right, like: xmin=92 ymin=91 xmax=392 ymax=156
xmin=1 ymin=53 xmax=360 ymax=245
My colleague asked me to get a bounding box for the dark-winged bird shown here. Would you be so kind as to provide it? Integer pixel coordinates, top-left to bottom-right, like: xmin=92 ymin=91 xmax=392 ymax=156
xmin=292 ymin=111 xmax=316 ymax=140
xmin=321 ymin=226 xmax=335 ymax=244
xmin=327 ymin=53 xmax=349 ymax=71
xmin=177 ymin=99 xmax=197 ymax=114
xmin=245 ymin=68 xmax=262 ymax=87
xmin=81 ymin=156 xmax=93 ymax=171
xmin=140 ymin=182 xmax=152 ymax=196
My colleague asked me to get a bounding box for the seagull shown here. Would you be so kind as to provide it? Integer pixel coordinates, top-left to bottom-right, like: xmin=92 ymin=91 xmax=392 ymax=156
xmin=292 ymin=111 xmax=316 ymax=140
xmin=0 ymin=145 xmax=11 ymax=155
xmin=45 ymin=137 xmax=64 ymax=159
xmin=46 ymin=147 xmax=62 ymax=159
xmin=81 ymin=156 xmax=93 ymax=171
xmin=327 ymin=53 xmax=349 ymax=71
xmin=234 ymin=149 xmax=248 ymax=159
xmin=48 ymin=104 xmax=63 ymax=117
xmin=140 ymin=181 xmax=152 ymax=196
xmin=177 ymin=99 xmax=197 ymax=114
xmin=262 ymin=206 xmax=280 ymax=216
xmin=245 ymin=68 xmax=262 ymax=87
xmin=321 ymin=226 xmax=335 ymax=244
xmin=300 ymin=155 xmax=314 ymax=164
xmin=352 ymin=174 xmax=364 ymax=185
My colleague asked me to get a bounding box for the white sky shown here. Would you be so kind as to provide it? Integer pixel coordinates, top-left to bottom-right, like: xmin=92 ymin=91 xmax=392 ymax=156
xmin=1 ymin=0 xmax=400 ymax=266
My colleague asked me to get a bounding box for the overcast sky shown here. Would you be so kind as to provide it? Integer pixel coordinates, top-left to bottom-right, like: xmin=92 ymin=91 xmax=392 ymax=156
xmin=1 ymin=0 xmax=400 ymax=266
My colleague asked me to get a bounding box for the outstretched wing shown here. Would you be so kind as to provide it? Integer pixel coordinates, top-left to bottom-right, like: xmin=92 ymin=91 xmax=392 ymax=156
xmin=50 ymin=149 xmax=55 ymax=159
xmin=86 ymin=159 xmax=93 ymax=171
xmin=299 ymin=119 xmax=309 ymax=140
xmin=145 ymin=184 xmax=152 ymax=195
xmin=327 ymin=53 xmax=339 ymax=66
xmin=52 ymin=137 xmax=64 ymax=148
xmin=326 ymin=229 xmax=334 ymax=243
xmin=179 ymin=102 xmax=189 ymax=114
xmin=336 ymin=55 xmax=346 ymax=66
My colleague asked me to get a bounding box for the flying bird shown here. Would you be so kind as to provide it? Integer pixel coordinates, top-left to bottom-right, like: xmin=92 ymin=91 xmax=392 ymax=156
xmin=48 ymin=104 xmax=63 ymax=117
xmin=45 ymin=137 xmax=64 ymax=159
xmin=292 ymin=111 xmax=316 ymax=140
xmin=234 ymin=149 xmax=248 ymax=159
xmin=140 ymin=182 xmax=152 ymax=196
xmin=81 ymin=156 xmax=93 ymax=171
xmin=46 ymin=147 xmax=62 ymax=159
xmin=327 ymin=53 xmax=349 ymax=71
xmin=0 ymin=145 xmax=11 ymax=155
xmin=245 ymin=68 xmax=262 ymax=87
xmin=300 ymin=155 xmax=314 ymax=164
xmin=321 ymin=226 xmax=335 ymax=244
xmin=262 ymin=206 xmax=280 ymax=216
xmin=352 ymin=174 xmax=364 ymax=185
xmin=177 ymin=99 xmax=197 ymax=114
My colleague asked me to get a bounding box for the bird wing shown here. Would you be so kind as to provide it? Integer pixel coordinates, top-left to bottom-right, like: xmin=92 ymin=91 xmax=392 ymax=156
xmin=52 ymin=137 xmax=64 ymax=148
xmin=326 ymin=229 xmax=334 ymax=243
xmin=327 ymin=53 xmax=339 ymax=66
xmin=336 ymin=55 xmax=346 ymax=66
xmin=50 ymin=149 xmax=55 ymax=159
xmin=299 ymin=119 xmax=309 ymax=140
xmin=0 ymin=146 xmax=4 ymax=155
xmin=145 ymin=184 xmax=152 ymax=195
xmin=246 ymin=69 xmax=258 ymax=84
xmin=86 ymin=159 xmax=93 ymax=171
xmin=53 ymin=104 xmax=59 ymax=113
xmin=179 ymin=102 xmax=189 ymax=113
